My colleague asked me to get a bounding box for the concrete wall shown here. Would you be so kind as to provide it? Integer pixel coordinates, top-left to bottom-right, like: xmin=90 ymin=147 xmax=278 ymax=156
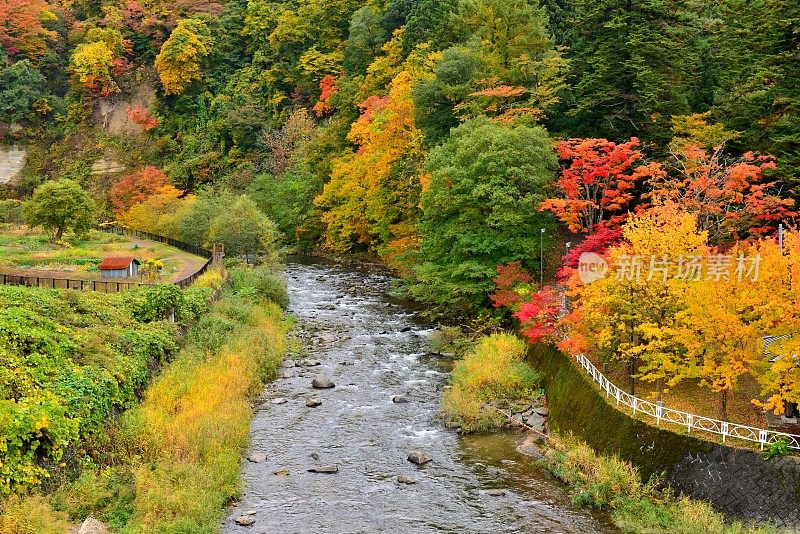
xmin=530 ymin=344 xmax=800 ymax=527
xmin=0 ymin=145 xmax=26 ymax=185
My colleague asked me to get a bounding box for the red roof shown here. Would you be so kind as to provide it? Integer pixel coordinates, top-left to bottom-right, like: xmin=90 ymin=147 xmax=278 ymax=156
xmin=98 ymin=256 xmax=138 ymax=270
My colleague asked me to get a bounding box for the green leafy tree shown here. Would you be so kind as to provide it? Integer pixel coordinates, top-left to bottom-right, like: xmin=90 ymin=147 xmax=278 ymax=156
xmin=0 ymin=60 xmax=46 ymax=123
xmin=208 ymin=195 xmax=279 ymax=264
xmin=23 ymin=179 xmax=96 ymax=241
xmin=403 ymin=0 xmax=461 ymax=52
xmin=410 ymin=117 xmax=557 ymax=312
xmin=711 ymin=0 xmax=800 ymax=183
xmin=343 ymin=6 xmax=386 ymax=75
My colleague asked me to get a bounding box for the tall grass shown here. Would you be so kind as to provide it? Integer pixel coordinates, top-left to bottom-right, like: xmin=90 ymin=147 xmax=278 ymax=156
xmin=442 ymin=333 xmax=541 ymax=432
xmin=542 ymin=435 xmax=779 ymax=534
xmin=119 ymin=299 xmax=288 ymax=532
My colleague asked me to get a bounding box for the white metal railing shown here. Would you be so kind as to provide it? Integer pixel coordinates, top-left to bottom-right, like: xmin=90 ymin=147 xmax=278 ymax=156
xmin=575 ymin=354 xmax=800 ymax=451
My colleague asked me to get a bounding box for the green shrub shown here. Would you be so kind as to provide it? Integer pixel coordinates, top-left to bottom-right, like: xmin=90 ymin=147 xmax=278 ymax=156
xmin=542 ymin=435 xmax=776 ymax=534
xmin=132 ymin=284 xmax=185 ymax=322
xmin=0 ymin=286 xmax=178 ymax=495
xmin=442 ymin=333 xmax=540 ymax=432
xmin=0 ymin=200 xmax=23 ymax=224
xmin=229 ymin=265 xmax=289 ymax=308
xmin=187 ymin=313 xmax=237 ymax=353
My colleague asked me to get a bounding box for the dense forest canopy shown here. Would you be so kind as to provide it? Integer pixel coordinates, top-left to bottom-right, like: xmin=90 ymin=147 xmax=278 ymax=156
xmin=0 ymin=0 xmax=798 ymax=313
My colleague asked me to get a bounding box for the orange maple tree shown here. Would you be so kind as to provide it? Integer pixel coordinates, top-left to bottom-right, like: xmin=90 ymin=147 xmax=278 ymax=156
xmin=539 ymin=138 xmax=648 ymax=234
xmin=109 ymin=166 xmax=169 ymax=214
xmin=645 ymin=146 xmax=796 ymax=242
xmin=127 ymin=105 xmax=159 ymax=131
xmin=0 ymin=0 xmax=55 ymax=58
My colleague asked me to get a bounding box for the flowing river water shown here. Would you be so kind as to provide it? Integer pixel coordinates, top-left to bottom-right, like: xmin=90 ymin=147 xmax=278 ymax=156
xmin=224 ymin=257 xmax=616 ymax=533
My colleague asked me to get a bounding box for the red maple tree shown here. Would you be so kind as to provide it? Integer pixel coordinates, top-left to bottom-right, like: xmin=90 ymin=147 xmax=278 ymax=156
xmin=109 ymin=166 xmax=169 ymax=214
xmin=540 ymin=138 xmax=647 ymax=234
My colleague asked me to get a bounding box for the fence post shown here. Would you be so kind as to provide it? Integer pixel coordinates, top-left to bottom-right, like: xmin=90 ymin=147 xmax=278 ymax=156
xmin=632 ymin=397 xmax=637 ymax=415
xmin=722 ymin=421 xmax=729 ymax=442
xmin=687 ymin=414 xmax=693 ymax=433
xmin=759 ymin=429 xmax=768 ymax=451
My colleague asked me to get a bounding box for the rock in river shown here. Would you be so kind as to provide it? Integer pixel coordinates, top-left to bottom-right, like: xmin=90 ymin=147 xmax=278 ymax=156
xmin=270 ymin=397 xmax=288 ymax=405
xmin=397 ymin=475 xmax=417 ymax=484
xmin=392 ymin=395 xmax=410 ymax=404
xmin=306 ymin=396 xmax=323 ymax=408
xmin=312 ymin=375 xmax=335 ymax=389
xmin=247 ymin=452 xmax=267 ymax=463
xmin=234 ymin=513 xmax=256 ymax=526
xmin=308 ymin=465 xmax=339 ymax=474
xmin=407 ymin=451 xmax=431 ymax=465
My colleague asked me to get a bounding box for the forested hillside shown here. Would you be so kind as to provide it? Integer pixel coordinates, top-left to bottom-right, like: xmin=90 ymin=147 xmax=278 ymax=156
xmin=1 ymin=0 xmax=797 ymax=315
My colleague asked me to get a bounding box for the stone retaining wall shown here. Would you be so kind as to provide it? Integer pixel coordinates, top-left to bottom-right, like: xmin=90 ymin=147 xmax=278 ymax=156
xmin=530 ymin=344 xmax=800 ymax=527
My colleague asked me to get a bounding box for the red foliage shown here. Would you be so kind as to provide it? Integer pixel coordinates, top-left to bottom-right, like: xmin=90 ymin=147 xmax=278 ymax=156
xmin=557 ymin=227 xmax=622 ymax=281
xmin=109 ymin=166 xmax=169 ymax=214
xmin=514 ymin=286 xmax=561 ymax=344
xmin=127 ymin=105 xmax=159 ymax=131
xmin=540 ymin=138 xmax=647 ymax=234
xmin=489 ymin=261 xmax=533 ymax=309
xmin=313 ymin=75 xmax=337 ymax=117
xmin=646 ymin=147 xmax=796 ymax=241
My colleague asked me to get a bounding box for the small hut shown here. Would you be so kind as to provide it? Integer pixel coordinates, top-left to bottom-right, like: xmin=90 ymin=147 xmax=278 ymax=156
xmin=99 ymin=256 xmax=139 ymax=278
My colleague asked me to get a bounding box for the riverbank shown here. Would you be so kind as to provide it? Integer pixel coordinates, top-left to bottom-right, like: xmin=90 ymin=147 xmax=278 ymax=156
xmin=438 ymin=332 xmax=787 ymax=532
xmin=0 ymin=265 xmax=290 ymax=533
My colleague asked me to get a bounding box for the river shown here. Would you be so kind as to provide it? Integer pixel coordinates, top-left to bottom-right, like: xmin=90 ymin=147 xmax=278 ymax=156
xmin=223 ymin=257 xmax=615 ymax=533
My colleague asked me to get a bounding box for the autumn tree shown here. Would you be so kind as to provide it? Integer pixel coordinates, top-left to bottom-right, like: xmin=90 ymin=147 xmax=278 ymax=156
xmin=0 ymin=0 xmax=55 ymax=59
xmin=23 ymin=179 xmax=96 ymax=240
xmin=109 ymin=167 xmax=170 ymax=214
xmin=155 ymin=18 xmax=211 ymax=96
xmin=315 ymin=69 xmax=423 ymax=260
xmin=117 ymin=185 xmax=187 ymax=235
xmin=540 ymin=138 xmax=649 ymax=234
xmin=645 ymin=133 xmax=796 ymax=244
xmin=564 ymin=203 xmax=708 ymax=398
xmin=678 ymin=237 xmax=793 ymax=419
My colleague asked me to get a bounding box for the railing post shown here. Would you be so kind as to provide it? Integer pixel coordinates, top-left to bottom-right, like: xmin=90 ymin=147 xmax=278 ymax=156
xmin=632 ymin=397 xmax=637 ymax=415
xmin=722 ymin=421 xmax=729 ymax=442
xmin=759 ymin=429 xmax=767 ymax=450
xmin=687 ymin=414 xmax=693 ymax=433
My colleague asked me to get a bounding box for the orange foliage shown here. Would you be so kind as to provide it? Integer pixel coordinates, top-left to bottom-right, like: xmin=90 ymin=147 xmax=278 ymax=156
xmin=109 ymin=166 xmax=169 ymax=214
xmin=0 ymin=0 xmax=55 ymax=58
xmin=646 ymin=147 xmax=796 ymax=242
xmin=127 ymin=105 xmax=159 ymax=131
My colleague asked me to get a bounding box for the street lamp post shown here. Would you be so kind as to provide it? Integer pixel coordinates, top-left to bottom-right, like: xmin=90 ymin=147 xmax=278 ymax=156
xmin=540 ymin=228 xmax=545 ymax=286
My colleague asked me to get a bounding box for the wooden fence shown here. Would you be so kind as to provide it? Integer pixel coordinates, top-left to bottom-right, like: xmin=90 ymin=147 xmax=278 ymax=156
xmin=0 ymin=225 xmax=213 ymax=293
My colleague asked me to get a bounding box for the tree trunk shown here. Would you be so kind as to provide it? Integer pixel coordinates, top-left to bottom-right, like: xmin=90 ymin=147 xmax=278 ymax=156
xmin=54 ymin=226 xmax=63 ymax=241
xmin=656 ymin=378 xmax=663 ymax=402
xmin=718 ymin=390 xmax=728 ymax=420
xmin=628 ymin=357 xmax=636 ymax=395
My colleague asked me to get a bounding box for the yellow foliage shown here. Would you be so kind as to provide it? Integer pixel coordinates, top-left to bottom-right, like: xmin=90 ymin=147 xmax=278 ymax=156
xmin=122 ymin=299 xmax=288 ymax=531
xmin=155 ymin=19 xmax=210 ymax=96
xmin=0 ymin=494 xmax=70 ymax=534
xmin=315 ymin=69 xmax=423 ymax=258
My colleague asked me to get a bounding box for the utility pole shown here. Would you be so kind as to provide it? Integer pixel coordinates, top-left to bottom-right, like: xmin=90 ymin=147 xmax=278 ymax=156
xmin=540 ymin=228 xmax=545 ymax=286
